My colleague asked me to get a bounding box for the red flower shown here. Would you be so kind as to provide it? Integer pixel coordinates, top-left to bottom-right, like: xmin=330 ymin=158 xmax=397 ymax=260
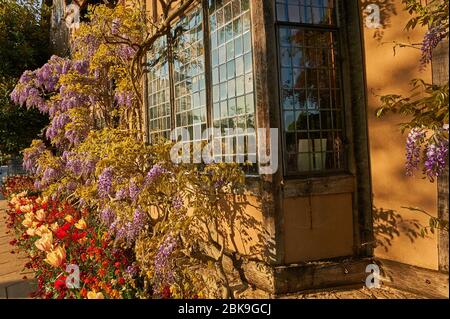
xmin=118 ymin=277 xmax=125 ymax=285
xmin=55 ymin=228 xmax=68 ymax=239
xmin=71 ymin=231 xmax=87 ymax=241
xmin=54 ymin=276 xmax=67 ymax=291
xmin=162 ymin=286 xmax=171 ymax=299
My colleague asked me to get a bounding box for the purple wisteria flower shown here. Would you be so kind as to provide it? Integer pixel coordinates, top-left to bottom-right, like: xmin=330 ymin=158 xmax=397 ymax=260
xmin=420 ymin=25 xmax=447 ymax=67
xmin=115 ymin=224 xmax=127 ymax=242
xmin=116 ymin=45 xmax=136 ymax=61
xmin=101 ymin=207 xmax=116 ymax=227
xmin=114 ymin=91 xmax=134 ymax=108
xmin=111 ymin=18 xmax=121 ymax=35
xmin=84 ymin=159 xmax=97 ymax=177
xmin=72 ymin=60 xmax=89 ymax=75
xmin=129 ymin=179 xmax=141 ymax=202
xmin=34 ymin=180 xmax=42 ymax=190
xmin=66 ymin=181 xmax=78 ymax=193
xmin=172 ymin=196 xmax=183 ymax=211
xmin=125 ymin=209 xmax=147 ymax=245
xmin=405 ymin=128 xmax=426 ymax=176
xmin=22 ymin=141 xmax=46 ymax=174
xmin=98 ymin=167 xmax=114 ymax=198
xmin=10 ymin=56 xmax=73 ymax=114
xmin=111 ymin=209 xmax=147 ymax=246
xmin=145 ymin=164 xmax=168 ymax=184
xmin=62 ymin=151 xmax=97 ymax=179
xmin=35 ymin=59 xmax=59 ymax=91
xmin=42 ymin=167 xmax=61 ymax=186
xmin=214 ymin=178 xmax=226 ymax=189
xmin=424 ymin=141 xmax=449 ymax=178
xmin=115 ymin=187 xmax=129 ymax=200
xmin=66 ymin=158 xmax=83 ymax=176
xmin=46 ymin=113 xmax=71 ymax=141
xmin=154 ymin=235 xmax=178 ymax=291
xmin=125 ymin=263 xmax=140 ymax=277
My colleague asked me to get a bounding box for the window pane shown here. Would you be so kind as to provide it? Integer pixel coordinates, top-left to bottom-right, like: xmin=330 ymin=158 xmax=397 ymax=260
xmin=278 ymin=25 xmax=345 ymax=174
xmin=275 ymin=0 xmax=337 ymax=25
xmin=210 ymin=0 xmax=256 ymax=169
xmin=173 ymin=7 xmax=207 ymax=143
xmin=147 ymin=36 xmax=171 ymax=142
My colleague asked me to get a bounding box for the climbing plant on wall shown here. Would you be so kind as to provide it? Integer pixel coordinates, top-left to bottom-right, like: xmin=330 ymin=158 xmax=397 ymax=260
xmin=376 ymin=0 xmax=449 ymax=181
xmin=8 ymin=0 xmax=263 ymax=299
xmin=376 ymin=0 xmax=449 ymax=235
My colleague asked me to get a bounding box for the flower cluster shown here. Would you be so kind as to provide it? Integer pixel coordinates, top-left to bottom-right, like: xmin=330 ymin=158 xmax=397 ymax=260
xmin=6 ymin=2 xmax=251 ymax=300
xmin=405 ymin=128 xmax=426 ymax=176
xmin=98 ymin=167 xmax=114 ymax=198
xmin=405 ymin=127 xmax=449 ymax=179
xmin=3 ymin=177 xmax=137 ymax=299
xmin=0 ymin=175 xmax=35 ymax=198
xmin=420 ymin=25 xmax=447 ymax=67
xmin=153 ymin=235 xmax=178 ymax=296
xmin=145 ymin=164 xmax=168 ymax=184
xmin=424 ymin=140 xmax=449 ymax=178
xmin=110 ymin=209 xmax=147 ymax=246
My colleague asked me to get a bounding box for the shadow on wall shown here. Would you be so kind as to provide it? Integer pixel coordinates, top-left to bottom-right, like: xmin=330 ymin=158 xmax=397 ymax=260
xmin=215 ymin=193 xmax=275 ymax=262
xmin=373 ymin=206 xmax=424 ymax=252
xmin=360 ymin=0 xmax=397 ymax=41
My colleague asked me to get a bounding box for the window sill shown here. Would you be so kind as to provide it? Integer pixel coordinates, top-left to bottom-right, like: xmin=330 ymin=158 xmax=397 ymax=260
xmin=282 ymin=174 xmax=355 ymax=198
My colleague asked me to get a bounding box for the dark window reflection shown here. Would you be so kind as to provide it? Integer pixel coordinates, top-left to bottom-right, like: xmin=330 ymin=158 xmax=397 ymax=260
xmin=275 ymin=0 xmax=337 ymax=25
xmin=278 ymin=25 xmax=345 ymax=174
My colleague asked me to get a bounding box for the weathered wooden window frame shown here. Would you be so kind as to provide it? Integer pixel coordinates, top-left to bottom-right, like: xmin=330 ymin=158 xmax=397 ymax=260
xmin=274 ymin=0 xmax=350 ymax=178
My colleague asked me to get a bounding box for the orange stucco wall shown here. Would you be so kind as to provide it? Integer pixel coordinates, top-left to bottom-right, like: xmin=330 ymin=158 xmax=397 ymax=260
xmin=362 ymin=0 xmax=438 ymax=270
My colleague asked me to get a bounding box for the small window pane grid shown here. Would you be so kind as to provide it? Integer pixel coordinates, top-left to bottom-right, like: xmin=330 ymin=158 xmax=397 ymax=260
xmin=276 ymin=0 xmax=346 ymax=175
xmin=275 ymin=0 xmax=336 ymax=25
xmin=173 ymin=8 xmax=208 ymax=145
xmin=209 ymin=0 xmax=257 ymax=168
xmin=146 ymin=1 xmax=258 ymax=173
xmin=148 ymin=36 xmax=171 ymax=142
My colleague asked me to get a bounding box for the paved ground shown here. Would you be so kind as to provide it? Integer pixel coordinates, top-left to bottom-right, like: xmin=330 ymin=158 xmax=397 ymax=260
xmin=236 ymin=283 xmax=426 ymax=299
xmin=0 ymin=200 xmax=36 ymax=299
xmin=278 ymin=285 xmax=425 ymax=299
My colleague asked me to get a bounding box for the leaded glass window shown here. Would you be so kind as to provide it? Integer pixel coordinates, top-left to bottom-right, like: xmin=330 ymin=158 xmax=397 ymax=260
xmin=147 ymin=36 xmax=171 ymax=142
xmin=275 ymin=0 xmax=336 ymax=25
xmin=173 ymin=8 xmax=207 ymax=143
xmin=146 ymin=1 xmax=257 ymax=171
xmin=209 ymin=0 xmax=256 ymax=164
xmin=276 ymin=0 xmax=345 ymax=174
